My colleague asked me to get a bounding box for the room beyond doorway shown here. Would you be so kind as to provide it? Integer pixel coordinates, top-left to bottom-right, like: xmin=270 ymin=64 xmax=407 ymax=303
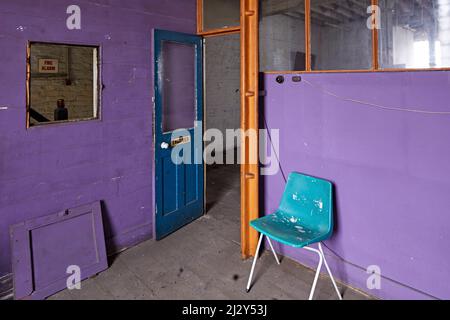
xmin=204 ymin=33 xmax=241 ymax=216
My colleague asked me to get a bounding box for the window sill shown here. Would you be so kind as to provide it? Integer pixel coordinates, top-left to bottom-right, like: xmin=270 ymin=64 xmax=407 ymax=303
xmin=27 ymin=117 xmax=101 ymax=129
xmin=263 ymin=68 xmax=450 ymax=75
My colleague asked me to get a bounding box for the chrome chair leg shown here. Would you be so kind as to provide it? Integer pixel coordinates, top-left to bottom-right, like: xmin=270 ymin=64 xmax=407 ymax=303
xmin=246 ymin=234 xmax=264 ymax=293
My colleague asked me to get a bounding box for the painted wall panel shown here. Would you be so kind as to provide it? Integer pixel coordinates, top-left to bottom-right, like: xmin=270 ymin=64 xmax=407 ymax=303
xmin=262 ymin=72 xmax=450 ymax=300
xmin=10 ymin=201 xmax=107 ymax=299
xmin=0 ymin=0 xmax=196 ymax=276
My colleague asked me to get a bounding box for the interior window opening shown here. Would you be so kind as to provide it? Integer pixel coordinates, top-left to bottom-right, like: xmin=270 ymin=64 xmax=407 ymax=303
xmin=27 ymin=42 xmax=100 ymax=127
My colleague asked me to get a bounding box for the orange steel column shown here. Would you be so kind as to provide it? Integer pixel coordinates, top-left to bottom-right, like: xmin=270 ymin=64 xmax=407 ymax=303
xmin=371 ymin=0 xmax=380 ymax=70
xmin=305 ymin=0 xmax=311 ymax=71
xmin=197 ymin=0 xmax=203 ymax=34
xmin=240 ymin=0 xmax=259 ymax=259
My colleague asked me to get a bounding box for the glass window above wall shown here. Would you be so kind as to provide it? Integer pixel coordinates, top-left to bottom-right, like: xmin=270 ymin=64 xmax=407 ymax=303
xmin=260 ymin=0 xmax=307 ymax=72
xmin=379 ymin=0 xmax=450 ymax=69
xmin=203 ymin=0 xmax=241 ymax=31
xmin=310 ymin=0 xmax=373 ymax=71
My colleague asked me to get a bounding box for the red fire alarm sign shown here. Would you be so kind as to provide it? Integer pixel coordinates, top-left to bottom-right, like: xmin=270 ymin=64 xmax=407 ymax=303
xmin=38 ymin=59 xmax=59 ymax=73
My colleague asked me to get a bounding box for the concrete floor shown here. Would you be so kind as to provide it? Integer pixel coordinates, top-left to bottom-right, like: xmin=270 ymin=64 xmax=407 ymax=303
xmin=50 ymin=165 xmax=371 ymax=300
xmin=0 ymin=274 xmax=13 ymax=300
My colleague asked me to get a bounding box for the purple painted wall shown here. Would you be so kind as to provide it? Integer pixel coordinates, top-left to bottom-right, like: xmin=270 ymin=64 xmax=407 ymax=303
xmin=0 ymin=0 xmax=196 ymax=276
xmin=262 ymin=72 xmax=450 ymax=300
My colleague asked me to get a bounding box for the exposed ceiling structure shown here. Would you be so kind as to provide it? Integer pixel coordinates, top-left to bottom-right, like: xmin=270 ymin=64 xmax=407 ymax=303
xmin=262 ymin=0 xmax=370 ymax=26
xmin=261 ymin=0 xmax=445 ymax=31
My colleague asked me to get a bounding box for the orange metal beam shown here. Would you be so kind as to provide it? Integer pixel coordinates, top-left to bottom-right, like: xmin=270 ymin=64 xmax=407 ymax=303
xmin=305 ymin=0 xmax=311 ymax=71
xmin=240 ymin=0 xmax=259 ymax=259
xmin=371 ymin=0 xmax=379 ymax=70
xmin=198 ymin=26 xmax=241 ymax=37
xmin=263 ymin=67 xmax=450 ymax=74
xmin=197 ymin=0 xmax=203 ymax=34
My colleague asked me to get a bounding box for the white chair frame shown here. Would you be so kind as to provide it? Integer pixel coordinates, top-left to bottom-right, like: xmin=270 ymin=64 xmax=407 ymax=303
xmin=246 ymin=233 xmax=343 ymax=300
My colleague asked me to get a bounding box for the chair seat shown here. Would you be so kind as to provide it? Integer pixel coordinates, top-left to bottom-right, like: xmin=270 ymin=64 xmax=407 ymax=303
xmin=250 ymin=212 xmax=329 ymax=248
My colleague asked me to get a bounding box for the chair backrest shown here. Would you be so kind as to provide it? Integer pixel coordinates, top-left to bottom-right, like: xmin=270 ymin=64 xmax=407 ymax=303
xmin=279 ymin=172 xmax=333 ymax=236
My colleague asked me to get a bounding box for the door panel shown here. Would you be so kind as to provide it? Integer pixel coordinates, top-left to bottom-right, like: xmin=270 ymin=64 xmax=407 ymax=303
xmin=154 ymin=30 xmax=204 ymax=240
xmin=162 ymin=156 xmax=178 ymax=216
xmin=185 ymin=163 xmax=198 ymax=204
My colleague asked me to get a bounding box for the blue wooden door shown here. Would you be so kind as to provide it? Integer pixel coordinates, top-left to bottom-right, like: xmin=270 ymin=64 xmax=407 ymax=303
xmin=154 ymin=30 xmax=204 ymax=240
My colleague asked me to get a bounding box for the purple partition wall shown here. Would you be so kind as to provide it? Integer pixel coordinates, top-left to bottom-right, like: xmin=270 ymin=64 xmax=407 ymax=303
xmin=262 ymin=72 xmax=450 ymax=300
xmin=0 ymin=0 xmax=196 ymax=276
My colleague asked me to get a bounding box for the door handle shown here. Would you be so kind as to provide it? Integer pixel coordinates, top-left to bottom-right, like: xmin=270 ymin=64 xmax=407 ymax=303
xmin=161 ymin=142 xmax=170 ymax=149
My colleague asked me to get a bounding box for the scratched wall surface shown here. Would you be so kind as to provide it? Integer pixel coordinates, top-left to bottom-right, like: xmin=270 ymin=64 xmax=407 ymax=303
xmin=262 ymin=72 xmax=450 ymax=300
xmin=0 ymin=0 xmax=196 ymax=276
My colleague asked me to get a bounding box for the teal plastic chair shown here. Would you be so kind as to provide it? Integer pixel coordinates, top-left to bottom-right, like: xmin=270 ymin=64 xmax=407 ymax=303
xmin=246 ymin=173 xmax=342 ymax=300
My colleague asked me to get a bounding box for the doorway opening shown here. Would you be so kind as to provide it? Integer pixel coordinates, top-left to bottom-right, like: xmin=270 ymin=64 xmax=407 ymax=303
xmin=204 ymin=33 xmax=241 ymax=237
xmin=198 ymin=0 xmax=259 ymax=258
xmin=153 ymin=1 xmax=259 ymax=256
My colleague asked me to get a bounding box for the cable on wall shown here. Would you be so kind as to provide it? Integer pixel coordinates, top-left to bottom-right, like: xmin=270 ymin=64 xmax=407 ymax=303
xmin=301 ymin=78 xmax=450 ymax=116
xmin=262 ymin=113 xmax=440 ymax=300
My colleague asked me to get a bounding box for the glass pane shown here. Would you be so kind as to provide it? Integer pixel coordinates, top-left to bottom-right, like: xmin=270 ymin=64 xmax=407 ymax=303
xmin=260 ymin=0 xmax=306 ymax=72
xmin=203 ymin=0 xmax=240 ymax=31
xmin=379 ymin=0 xmax=450 ymax=69
xmin=311 ymin=0 xmax=372 ymax=70
xmin=162 ymin=41 xmax=196 ymax=133
xmin=29 ymin=43 xmax=98 ymax=126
